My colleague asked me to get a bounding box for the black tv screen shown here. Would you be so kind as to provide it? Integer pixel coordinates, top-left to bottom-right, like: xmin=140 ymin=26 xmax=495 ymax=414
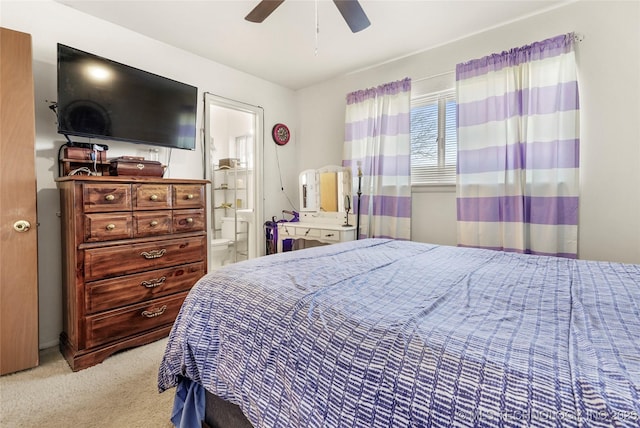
xmin=57 ymin=44 xmax=197 ymax=150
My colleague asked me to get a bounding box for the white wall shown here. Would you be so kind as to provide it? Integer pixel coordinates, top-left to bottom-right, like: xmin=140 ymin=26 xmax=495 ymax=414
xmin=296 ymin=0 xmax=640 ymax=265
xmin=1 ymin=0 xmax=299 ymax=348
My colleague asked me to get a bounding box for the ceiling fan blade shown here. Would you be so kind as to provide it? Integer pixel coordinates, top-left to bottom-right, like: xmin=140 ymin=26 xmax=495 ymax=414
xmin=245 ymin=0 xmax=285 ymax=23
xmin=333 ymin=0 xmax=371 ymax=33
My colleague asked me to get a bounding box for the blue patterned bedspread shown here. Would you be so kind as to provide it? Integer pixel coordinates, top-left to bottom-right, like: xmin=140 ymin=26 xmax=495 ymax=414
xmin=158 ymin=239 xmax=640 ymax=427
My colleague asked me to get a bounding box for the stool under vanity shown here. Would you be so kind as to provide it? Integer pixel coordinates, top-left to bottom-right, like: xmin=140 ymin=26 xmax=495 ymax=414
xmin=277 ymin=165 xmax=357 ymax=252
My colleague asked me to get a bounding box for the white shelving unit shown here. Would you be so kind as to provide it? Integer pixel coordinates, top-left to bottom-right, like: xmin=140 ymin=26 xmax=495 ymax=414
xmin=211 ymin=135 xmax=253 ymax=263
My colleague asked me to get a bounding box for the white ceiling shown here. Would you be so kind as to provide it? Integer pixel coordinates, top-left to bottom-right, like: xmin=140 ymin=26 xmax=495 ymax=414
xmin=57 ymin=0 xmax=569 ymax=90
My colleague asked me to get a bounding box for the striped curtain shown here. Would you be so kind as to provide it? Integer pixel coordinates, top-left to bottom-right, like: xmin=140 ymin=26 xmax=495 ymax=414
xmin=456 ymin=33 xmax=580 ymax=258
xmin=343 ymin=78 xmax=411 ymax=240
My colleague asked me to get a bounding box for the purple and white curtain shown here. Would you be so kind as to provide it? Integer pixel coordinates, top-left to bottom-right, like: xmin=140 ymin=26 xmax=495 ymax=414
xmin=456 ymin=33 xmax=580 ymax=258
xmin=343 ymin=78 xmax=411 ymax=240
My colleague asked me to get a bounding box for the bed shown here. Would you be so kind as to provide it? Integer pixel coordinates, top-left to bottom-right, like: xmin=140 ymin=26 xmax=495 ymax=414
xmin=158 ymin=238 xmax=640 ymax=427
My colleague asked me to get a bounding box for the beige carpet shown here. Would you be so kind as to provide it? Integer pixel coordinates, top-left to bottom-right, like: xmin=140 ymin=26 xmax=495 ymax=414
xmin=0 ymin=338 xmax=175 ymax=428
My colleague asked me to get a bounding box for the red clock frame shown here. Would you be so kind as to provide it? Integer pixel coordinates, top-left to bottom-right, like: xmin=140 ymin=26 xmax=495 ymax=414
xmin=272 ymin=123 xmax=290 ymax=146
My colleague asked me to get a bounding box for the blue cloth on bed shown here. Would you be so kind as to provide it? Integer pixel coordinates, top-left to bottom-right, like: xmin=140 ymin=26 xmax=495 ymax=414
xmin=170 ymin=377 xmax=205 ymax=428
xmin=158 ymin=239 xmax=640 ymax=427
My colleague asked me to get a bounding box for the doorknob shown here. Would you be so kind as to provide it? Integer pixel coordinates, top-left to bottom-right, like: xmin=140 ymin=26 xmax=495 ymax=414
xmin=13 ymin=220 xmax=31 ymax=232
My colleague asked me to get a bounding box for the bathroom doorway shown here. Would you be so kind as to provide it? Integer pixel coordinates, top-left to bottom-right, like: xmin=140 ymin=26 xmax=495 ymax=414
xmin=203 ymin=93 xmax=263 ymax=269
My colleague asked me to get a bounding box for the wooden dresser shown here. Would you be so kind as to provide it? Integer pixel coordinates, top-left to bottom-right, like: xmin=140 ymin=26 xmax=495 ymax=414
xmin=56 ymin=176 xmax=208 ymax=371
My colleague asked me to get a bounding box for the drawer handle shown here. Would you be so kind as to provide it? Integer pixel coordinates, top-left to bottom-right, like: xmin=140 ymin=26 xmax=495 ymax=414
xmin=149 ymin=220 xmax=159 ymax=227
xmin=150 ymin=194 xmax=158 ymax=201
xmin=141 ymin=276 xmax=166 ymax=288
xmin=105 ymin=194 xmax=115 ymax=201
xmin=325 ymin=233 xmax=335 ymax=237
xmin=186 ymin=194 xmax=194 ymax=200
xmin=185 ymin=218 xmax=194 ymax=224
xmin=106 ymin=223 xmax=116 ymax=231
xmin=140 ymin=249 xmax=166 ymax=259
xmin=305 ymin=228 xmax=310 ymax=236
xmin=141 ymin=305 xmax=167 ymax=318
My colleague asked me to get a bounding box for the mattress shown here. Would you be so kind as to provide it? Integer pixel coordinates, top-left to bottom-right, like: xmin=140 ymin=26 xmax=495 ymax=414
xmin=158 ymin=238 xmax=640 ymax=427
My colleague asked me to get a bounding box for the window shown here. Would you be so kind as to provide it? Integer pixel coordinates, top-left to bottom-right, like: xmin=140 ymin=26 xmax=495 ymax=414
xmin=410 ymin=89 xmax=457 ymax=185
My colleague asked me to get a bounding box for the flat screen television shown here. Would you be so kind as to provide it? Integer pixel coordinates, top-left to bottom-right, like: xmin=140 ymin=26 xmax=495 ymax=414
xmin=57 ymin=44 xmax=197 ymax=150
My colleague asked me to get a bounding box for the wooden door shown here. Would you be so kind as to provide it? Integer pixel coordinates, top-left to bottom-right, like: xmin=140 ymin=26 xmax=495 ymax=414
xmin=1 ymin=27 xmax=39 ymax=375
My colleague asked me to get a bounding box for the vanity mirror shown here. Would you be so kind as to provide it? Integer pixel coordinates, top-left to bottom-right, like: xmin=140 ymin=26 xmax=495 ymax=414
xmin=299 ymin=165 xmax=352 ymax=213
xmin=277 ymin=165 xmax=356 ymax=252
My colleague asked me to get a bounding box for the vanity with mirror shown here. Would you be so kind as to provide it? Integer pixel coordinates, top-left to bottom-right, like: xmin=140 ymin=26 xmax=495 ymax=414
xmin=277 ymin=165 xmax=357 ymax=252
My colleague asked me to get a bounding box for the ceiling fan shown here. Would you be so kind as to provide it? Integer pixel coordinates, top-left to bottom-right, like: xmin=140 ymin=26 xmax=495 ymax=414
xmin=245 ymin=0 xmax=371 ymax=33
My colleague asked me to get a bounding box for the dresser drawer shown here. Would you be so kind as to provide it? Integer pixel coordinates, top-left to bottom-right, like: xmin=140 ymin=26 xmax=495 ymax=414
xmin=319 ymin=230 xmax=340 ymax=241
xmin=296 ymin=227 xmax=320 ymax=238
xmin=84 ymin=293 xmax=188 ymax=348
xmin=86 ymin=262 xmax=205 ymax=314
xmin=83 ymin=183 xmax=132 ymax=213
xmin=134 ymin=211 xmax=172 ymax=237
xmin=84 ymin=236 xmax=206 ymax=281
xmin=134 ymin=183 xmax=171 ymax=210
xmin=173 ymin=184 xmax=205 ymax=209
xmin=279 ymin=224 xmax=295 ymax=238
xmin=84 ymin=213 xmax=133 ymax=242
xmin=173 ymin=209 xmax=205 ymax=233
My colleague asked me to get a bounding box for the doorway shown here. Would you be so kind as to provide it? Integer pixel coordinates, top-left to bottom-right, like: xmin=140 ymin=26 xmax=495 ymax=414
xmin=203 ymin=94 xmax=263 ymax=269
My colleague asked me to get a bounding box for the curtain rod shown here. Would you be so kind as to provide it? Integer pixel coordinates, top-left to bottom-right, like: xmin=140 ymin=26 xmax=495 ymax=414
xmin=413 ymin=32 xmax=584 ymax=84
xmin=413 ymin=70 xmax=455 ymax=83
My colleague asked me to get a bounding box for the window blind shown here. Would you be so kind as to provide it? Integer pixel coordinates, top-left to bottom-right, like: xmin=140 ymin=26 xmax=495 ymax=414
xmin=410 ymin=89 xmax=457 ymax=185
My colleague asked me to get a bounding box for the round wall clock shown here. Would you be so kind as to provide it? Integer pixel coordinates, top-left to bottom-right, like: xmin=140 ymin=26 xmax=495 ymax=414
xmin=272 ymin=123 xmax=290 ymax=146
